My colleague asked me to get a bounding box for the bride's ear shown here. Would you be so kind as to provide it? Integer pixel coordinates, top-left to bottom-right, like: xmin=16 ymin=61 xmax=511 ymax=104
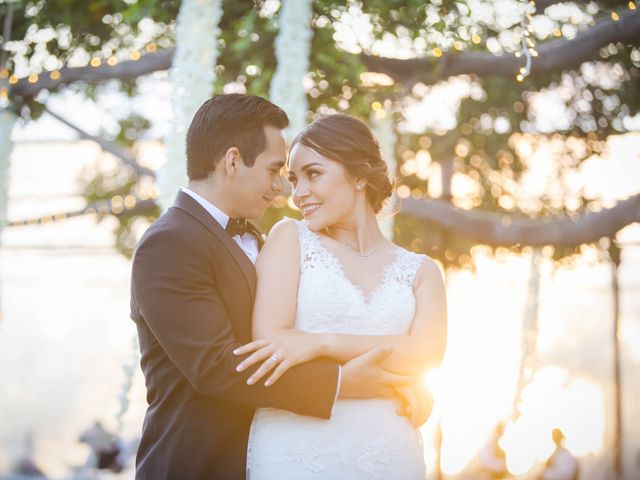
xmin=222 ymin=147 xmax=241 ymax=179
xmin=355 ymin=178 xmax=368 ymax=191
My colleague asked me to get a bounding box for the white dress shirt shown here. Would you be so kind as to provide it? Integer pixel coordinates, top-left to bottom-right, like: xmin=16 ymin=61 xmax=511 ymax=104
xmin=181 ymin=187 xmax=259 ymax=263
xmin=181 ymin=186 xmax=341 ymax=406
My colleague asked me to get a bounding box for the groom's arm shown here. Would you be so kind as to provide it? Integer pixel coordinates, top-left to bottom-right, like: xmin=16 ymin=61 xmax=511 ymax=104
xmin=131 ymin=225 xmax=339 ymax=419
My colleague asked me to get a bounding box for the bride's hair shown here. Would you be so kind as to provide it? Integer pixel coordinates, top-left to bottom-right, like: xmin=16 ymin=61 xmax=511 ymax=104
xmin=291 ymin=114 xmax=394 ymax=213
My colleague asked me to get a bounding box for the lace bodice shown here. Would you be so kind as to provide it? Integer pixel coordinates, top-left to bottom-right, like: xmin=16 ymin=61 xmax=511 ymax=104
xmin=295 ymin=219 xmax=426 ymax=336
xmin=247 ymin=219 xmax=428 ymax=479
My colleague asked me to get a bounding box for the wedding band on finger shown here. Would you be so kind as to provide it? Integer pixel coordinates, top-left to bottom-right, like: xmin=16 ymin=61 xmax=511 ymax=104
xmin=269 ymin=354 xmax=280 ymax=363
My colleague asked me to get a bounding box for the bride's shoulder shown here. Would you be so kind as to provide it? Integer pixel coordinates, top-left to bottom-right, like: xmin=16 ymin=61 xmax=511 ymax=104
xmin=263 ymin=217 xmax=304 ymax=248
xmin=410 ymin=252 xmax=444 ymax=286
xmin=267 ymin=216 xmax=304 ymax=235
xmin=394 ymin=246 xmax=442 ymax=280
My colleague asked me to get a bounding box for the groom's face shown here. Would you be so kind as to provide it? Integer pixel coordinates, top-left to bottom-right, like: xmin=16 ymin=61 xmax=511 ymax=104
xmin=230 ymin=125 xmax=286 ymax=219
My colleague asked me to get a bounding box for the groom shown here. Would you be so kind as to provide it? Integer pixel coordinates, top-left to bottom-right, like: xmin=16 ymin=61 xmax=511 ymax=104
xmin=130 ymin=94 xmax=418 ymax=479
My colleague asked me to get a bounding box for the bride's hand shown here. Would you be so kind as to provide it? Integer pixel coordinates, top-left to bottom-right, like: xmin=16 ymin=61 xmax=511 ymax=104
xmin=233 ymin=330 xmax=321 ymax=387
xmin=394 ymin=384 xmax=434 ymax=428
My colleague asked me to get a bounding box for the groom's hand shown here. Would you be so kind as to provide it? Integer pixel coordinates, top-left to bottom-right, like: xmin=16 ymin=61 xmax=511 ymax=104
xmin=339 ymin=345 xmax=419 ymax=399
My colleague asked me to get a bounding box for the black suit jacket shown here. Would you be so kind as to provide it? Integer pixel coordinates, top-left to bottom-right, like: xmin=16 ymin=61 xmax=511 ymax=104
xmin=130 ymin=191 xmax=340 ymax=479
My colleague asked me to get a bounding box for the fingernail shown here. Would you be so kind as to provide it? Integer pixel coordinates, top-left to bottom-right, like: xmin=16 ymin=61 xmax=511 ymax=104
xmin=264 ymin=380 xmax=272 ymax=387
xmin=236 ymin=365 xmax=244 ymax=372
xmin=247 ymin=378 xmax=254 ymax=385
xmin=233 ymin=349 xmax=240 ymax=355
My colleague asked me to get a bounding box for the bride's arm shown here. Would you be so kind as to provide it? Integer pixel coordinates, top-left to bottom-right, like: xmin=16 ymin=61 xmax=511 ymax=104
xmin=236 ymin=220 xmax=445 ymax=384
xmin=251 ymin=218 xmax=300 ymax=339
xmin=317 ymin=258 xmax=447 ymax=375
xmin=235 ymin=219 xmax=327 ymax=386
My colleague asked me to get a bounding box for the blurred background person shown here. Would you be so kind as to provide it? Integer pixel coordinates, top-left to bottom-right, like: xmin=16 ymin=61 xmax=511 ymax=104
xmin=539 ymin=428 xmax=579 ymax=480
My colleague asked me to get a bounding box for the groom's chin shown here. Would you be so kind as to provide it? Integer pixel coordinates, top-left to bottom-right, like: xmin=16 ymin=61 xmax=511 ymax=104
xmin=248 ymin=203 xmax=269 ymax=219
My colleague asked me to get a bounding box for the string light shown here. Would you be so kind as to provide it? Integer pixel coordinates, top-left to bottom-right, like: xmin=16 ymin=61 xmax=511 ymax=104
xmin=611 ymin=11 xmax=620 ymax=20
xmin=432 ymin=47 xmax=443 ymax=58
xmin=6 ymin=43 xmax=152 ymax=88
xmin=6 ymin=194 xmax=157 ymax=228
xmin=124 ymin=195 xmax=137 ymax=209
xmin=516 ymin=0 xmax=536 ymax=81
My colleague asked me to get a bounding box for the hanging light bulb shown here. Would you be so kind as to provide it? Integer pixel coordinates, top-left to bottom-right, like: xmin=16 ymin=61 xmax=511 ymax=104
xmin=515 ymin=0 xmax=535 ymax=81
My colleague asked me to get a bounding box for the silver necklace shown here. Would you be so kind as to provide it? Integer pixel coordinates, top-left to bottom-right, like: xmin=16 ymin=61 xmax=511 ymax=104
xmin=324 ymin=228 xmax=376 ymax=258
xmin=344 ymin=242 xmax=376 ymax=258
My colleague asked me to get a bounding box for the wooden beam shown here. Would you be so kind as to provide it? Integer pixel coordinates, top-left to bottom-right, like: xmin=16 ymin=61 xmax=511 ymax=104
xmin=361 ymin=8 xmax=640 ymax=86
xmin=401 ymin=193 xmax=640 ymax=247
xmin=8 ymin=48 xmax=175 ymax=98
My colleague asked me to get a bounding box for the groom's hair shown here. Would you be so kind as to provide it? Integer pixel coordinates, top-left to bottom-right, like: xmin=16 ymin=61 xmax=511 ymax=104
xmin=186 ymin=94 xmax=289 ymax=180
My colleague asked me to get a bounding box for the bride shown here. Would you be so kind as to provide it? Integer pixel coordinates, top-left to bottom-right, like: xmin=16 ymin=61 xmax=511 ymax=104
xmin=235 ymin=114 xmax=448 ymax=479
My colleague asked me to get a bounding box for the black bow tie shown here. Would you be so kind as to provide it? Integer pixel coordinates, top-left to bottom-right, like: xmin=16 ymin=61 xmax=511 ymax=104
xmin=226 ymin=218 xmax=264 ymax=247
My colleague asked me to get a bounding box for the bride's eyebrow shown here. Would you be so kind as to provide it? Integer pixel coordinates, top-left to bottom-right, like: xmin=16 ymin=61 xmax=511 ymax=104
xmin=301 ymin=162 xmax=322 ymax=172
xmin=288 ymin=162 xmax=322 ymax=181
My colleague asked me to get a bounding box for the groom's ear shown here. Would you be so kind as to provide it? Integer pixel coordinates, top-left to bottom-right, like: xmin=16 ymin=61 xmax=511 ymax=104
xmin=221 ymin=147 xmax=241 ymax=179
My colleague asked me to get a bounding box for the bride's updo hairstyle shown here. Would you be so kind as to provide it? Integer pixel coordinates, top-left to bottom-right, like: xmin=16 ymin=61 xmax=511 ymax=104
xmin=291 ymin=114 xmax=394 ymax=213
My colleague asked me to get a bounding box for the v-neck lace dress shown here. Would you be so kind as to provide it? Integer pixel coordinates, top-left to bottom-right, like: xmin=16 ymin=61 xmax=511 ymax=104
xmin=247 ymin=219 xmax=428 ymax=480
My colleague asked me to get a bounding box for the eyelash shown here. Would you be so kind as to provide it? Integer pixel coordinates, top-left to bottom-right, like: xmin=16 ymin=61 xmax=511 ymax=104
xmin=289 ymin=170 xmax=319 ymax=185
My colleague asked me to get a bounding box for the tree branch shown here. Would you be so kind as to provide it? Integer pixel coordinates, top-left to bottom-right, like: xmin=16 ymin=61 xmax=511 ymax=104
xmin=361 ymin=8 xmax=640 ymax=86
xmin=534 ymin=0 xmax=591 ymax=13
xmin=6 ymin=196 xmax=158 ymax=227
xmin=44 ymin=106 xmax=155 ymax=178
xmin=8 ymin=47 xmax=175 ymax=98
xmin=401 ymin=194 xmax=640 ymax=247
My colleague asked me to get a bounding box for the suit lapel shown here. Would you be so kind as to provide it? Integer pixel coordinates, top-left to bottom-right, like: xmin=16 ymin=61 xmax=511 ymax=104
xmin=173 ymin=190 xmax=257 ymax=300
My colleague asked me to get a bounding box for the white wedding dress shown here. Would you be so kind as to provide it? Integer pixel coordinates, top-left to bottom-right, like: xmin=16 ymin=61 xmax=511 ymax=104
xmin=247 ymin=219 xmax=428 ymax=479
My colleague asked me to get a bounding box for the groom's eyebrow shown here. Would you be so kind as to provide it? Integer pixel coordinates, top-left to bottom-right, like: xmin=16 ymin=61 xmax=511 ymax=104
xmin=268 ymin=159 xmax=286 ymax=169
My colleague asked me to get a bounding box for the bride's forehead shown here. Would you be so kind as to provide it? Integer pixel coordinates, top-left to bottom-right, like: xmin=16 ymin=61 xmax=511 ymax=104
xmin=288 ymin=144 xmax=328 ymax=170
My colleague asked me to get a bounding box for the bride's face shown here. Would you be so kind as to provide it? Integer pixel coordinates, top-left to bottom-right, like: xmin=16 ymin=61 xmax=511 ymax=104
xmin=288 ymin=143 xmax=360 ymax=231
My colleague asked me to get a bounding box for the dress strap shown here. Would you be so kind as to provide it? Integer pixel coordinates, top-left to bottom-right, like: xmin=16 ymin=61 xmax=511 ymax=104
xmin=388 ymin=249 xmax=428 ymax=288
xmin=294 ymin=220 xmax=329 ymax=273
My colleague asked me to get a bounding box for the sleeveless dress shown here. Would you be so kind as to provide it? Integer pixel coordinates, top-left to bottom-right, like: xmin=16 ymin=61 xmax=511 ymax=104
xmin=247 ymin=219 xmax=428 ymax=480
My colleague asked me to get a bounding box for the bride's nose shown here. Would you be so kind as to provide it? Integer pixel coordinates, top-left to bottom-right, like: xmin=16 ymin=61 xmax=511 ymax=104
xmin=292 ymin=180 xmax=310 ymax=206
